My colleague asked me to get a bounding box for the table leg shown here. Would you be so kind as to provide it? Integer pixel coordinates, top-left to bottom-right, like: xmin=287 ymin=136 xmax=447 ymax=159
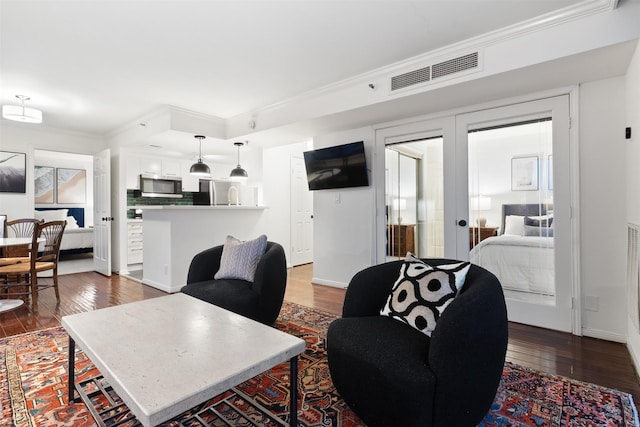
xmin=68 ymin=337 xmax=76 ymax=404
xmin=290 ymin=355 xmax=298 ymax=427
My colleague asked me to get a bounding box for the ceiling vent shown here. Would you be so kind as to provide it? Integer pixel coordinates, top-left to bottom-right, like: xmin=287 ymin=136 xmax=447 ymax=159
xmin=391 ymin=66 xmax=431 ymax=91
xmin=390 ymin=52 xmax=479 ymax=91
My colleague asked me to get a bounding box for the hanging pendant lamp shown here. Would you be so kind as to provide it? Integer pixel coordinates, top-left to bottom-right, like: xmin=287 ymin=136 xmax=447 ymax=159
xmin=2 ymin=95 xmax=42 ymax=123
xmin=230 ymin=141 xmax=248 ymax=180
xmin=190 ymin=135 xmax=211 ymax=176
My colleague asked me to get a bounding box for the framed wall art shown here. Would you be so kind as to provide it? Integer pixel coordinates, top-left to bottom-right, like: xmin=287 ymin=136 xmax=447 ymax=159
xmin=0 ymin=151 xmax=26 ymax=193
xmin=57 ymin=168 xmax=86 ymax=203
xmin=511 ymin=156 xmax=539 ymax=191
xmin=35 ymin=166 xmax=55 ymax=203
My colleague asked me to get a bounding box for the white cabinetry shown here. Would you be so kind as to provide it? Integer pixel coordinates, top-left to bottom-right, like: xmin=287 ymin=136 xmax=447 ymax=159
xmin=126 ymin=157 xmax=141 ymax=189
xmin=139 ymin=158 xmax=162 ymax=176
xmin=181 ymin=160 xmax=204 ymax=192
xmin=162 ymin=159 xmax=181 ymax=177
xmin=127 ymin=221 xmax=144 ymax=265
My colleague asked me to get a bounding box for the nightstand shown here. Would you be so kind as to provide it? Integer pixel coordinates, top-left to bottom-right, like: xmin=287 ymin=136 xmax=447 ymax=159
xmin=470 ymin=226 xmax=497 ymax=249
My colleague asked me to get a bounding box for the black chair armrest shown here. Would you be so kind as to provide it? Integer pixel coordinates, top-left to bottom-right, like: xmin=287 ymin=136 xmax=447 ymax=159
xmin=342 ymin=260 xmax=404 ymax=317
xmin=251 ymin=242 xmax=287 ymax=324
xmin=186 ymin=245 xmax=223 ymax=284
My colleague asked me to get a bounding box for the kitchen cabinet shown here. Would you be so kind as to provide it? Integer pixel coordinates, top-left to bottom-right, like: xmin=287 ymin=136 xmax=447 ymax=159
xmin=126 ymin=157 xmax=141 ymax=189
xmin=127 ymin=221 xmax=144 ymax=265
xmin=181 ymin=160 xmax=203 ymax=192
xmin=162 ymin=159 xmax=181 ymax=177
xmin=140 ymin=157 xmax=162 ymax=176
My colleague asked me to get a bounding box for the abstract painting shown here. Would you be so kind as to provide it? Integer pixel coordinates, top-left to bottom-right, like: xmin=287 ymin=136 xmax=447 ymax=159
xmin=35 ymin=166 xmax=55 ymax=203
xmin=0 ymin=151 xmax=26 ymax=193
xmin=511 ymin=156 xmax=539 ymax=191
xmin=57 ymin=168 xmax=86 ymax=203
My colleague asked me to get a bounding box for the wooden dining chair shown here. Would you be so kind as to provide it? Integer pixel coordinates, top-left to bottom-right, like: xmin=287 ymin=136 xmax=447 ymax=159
xmin=3 ymin=218 xmax=40 ymax=260
xmin=0 ymin=220 xmax=66 ymax=308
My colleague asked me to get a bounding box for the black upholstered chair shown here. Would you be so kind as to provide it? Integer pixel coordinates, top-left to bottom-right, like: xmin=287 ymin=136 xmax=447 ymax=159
xmin=180 ymin=241 xmax=287 ymax=325
xmin=326 ymin=259 xmax=508 ymax=427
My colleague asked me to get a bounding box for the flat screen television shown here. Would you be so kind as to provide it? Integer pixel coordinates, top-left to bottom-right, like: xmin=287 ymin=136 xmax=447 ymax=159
xmin=303 ymin=141 xmax=369 ymax=190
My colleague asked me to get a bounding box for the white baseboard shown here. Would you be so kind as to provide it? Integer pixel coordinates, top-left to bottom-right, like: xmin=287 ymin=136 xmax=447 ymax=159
xmin=311 ymin=277 xmax=347 ymax=289
xmin=581 ymin=327 xmax=626 ymax=343
xmin=141 ymin=278 xmax=180 ymax=294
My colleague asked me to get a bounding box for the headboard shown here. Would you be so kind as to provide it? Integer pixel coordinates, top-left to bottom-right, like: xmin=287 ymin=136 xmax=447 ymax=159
xmin=500 ymin=204 xmax=550 ymax=235
xmin=35 ymin=207 xmax=85 ymax=228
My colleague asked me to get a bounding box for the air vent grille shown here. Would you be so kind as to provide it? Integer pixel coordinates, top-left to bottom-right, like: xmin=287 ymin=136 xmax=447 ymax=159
xmin=391 ymin=66 xmax=431 ymax=91
xmin=432 ymin=52 xmax=478 ymax=79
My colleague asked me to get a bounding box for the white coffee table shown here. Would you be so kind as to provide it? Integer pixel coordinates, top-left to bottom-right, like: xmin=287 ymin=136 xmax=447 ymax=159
xmin=62 ymin=293 xmax=306 ymax=426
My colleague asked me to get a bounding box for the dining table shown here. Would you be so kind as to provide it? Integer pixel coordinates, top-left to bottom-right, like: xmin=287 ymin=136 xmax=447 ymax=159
xmin=0 ymin=236 xmax=45 ymax=313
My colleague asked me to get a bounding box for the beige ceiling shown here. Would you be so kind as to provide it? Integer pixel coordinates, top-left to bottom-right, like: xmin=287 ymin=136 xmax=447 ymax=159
xmin=1 ymin=0 xmax=586 ymax=138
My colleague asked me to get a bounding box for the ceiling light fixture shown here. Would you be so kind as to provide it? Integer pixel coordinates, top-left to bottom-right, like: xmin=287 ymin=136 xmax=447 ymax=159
xmin=190 ymin=135 xmax=211 ymax=176
xmin=230 ymin=142 xmax=248 ymax=180
xmin=2 ymin=95 xmax=42 ymax=123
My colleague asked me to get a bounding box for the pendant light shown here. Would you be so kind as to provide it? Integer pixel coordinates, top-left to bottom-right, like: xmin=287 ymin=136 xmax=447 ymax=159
xmin=190 ymin=135 xmax=211 ymax=176
xmin=2 ymin=95 xmax=43 ymax=123
xmin=230 ymin=141 xmax=248 ymax=180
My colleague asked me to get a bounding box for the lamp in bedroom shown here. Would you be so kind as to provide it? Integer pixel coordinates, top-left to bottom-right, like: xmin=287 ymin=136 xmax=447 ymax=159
xmin=471 ymin=195 xmax=492 ymax=227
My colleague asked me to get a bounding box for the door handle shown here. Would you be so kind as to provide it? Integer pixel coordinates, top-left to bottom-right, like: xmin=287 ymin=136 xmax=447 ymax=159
xmin=458 ymin=219 xmax=467 ymax=227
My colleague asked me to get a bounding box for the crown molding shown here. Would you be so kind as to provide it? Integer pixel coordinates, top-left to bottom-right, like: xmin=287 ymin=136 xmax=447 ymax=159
xmin=234 ymin=0 xmax=616 ymax=119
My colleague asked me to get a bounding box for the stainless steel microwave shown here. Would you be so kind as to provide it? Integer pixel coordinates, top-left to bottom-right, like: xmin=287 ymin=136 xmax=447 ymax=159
xmin=140 ymin=175 xmax=183 ymax=198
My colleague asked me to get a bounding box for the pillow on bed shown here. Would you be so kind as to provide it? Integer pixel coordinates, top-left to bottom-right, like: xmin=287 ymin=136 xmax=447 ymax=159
xmin=35 ymin=209 xmax=68 ymax=222
xmin=524 ymin=214 xmax=553 ymax=228
xmin=65 ymin=216 xmax=80 ymax=229
xmin=380 ymin=253 xmax=470 ymax=337
xmin=524 ymin=225 xmax=554 ymax=237
xmin=503 ymin=215 xmax=525 ymax=236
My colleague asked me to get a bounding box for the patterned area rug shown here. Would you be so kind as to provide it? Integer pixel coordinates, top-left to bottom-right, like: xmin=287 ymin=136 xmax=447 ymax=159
xmin=0 ymin=301 xmax=638 ymax=427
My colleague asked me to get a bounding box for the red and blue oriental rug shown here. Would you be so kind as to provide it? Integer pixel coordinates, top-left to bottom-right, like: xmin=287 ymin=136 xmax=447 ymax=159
xmin=0 ymin=302 xmax=637 ymax=426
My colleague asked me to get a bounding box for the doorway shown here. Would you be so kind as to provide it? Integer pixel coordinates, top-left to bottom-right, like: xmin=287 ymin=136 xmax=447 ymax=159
xmin=375 ymin=94 xmax=577 ymax=333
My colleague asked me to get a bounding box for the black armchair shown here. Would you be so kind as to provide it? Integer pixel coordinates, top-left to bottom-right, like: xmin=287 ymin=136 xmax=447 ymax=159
xmin=180 ymin=241 xmax=287 ymax=325
xmin=326 ymin=258 xmax=508 ymax=427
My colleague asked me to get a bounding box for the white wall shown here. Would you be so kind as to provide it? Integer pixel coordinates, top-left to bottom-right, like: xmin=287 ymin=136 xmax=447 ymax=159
xmin=579 ymin=76 xmax=628 ymax=341
xmin=625 ymin=41 xmax=640 ymax=373
xmin=312 ymin=127 xmax=376 ymax=288
xmin=0 ymin=123 xmax=104 ymax=220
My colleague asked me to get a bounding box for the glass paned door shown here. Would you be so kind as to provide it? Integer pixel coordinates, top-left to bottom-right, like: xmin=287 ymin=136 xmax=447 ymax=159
xmin=385 ymin=137 xmax=444 ymax=260
xmin=457 ymin=96 xmax=573 ymax=332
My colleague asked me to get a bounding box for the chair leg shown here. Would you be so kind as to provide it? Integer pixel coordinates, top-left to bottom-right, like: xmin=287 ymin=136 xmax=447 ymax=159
xmin=53 ymin=267 xmax=60 ymax=300
xmin=30 ymin=272 xmax=38 ymax=309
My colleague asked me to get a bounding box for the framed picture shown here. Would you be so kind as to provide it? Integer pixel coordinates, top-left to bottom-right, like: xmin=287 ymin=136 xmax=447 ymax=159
xmin=57 ymin=168 xmax=86 ymax=203
xmin=0 ymin=150 xmax=26 ymax=193
xmin=511 ymin=156 xmax=539 ymax=191
xmin=548 ymin=155 xmax=553 ymax=190
xmin=35 ymin=166 xmax=55 ymax=203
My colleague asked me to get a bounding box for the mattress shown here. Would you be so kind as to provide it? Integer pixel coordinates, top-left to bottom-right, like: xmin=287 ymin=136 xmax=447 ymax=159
xmin=470 ymin=235 xmax=554 ymax=295
xmin=60 ymin=227 xmax=94 ymax=251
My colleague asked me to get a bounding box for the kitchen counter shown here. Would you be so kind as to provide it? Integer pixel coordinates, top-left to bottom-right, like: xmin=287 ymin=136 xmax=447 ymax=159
xmin=140 ymin=206 xmax=268 ymax=293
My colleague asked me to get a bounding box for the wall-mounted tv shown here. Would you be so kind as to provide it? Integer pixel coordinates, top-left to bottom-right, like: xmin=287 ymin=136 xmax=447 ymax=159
xmin=303 ymin=141 xmax=369 ymax=191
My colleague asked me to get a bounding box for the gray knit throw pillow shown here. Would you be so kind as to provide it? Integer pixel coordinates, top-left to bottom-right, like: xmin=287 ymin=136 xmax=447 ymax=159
xmin=214 ymin=234 xmax=268 ymax=282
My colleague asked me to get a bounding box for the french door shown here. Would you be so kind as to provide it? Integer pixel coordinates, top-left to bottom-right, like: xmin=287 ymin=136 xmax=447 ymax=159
xmin=456 ymin=96 xmax=573 ymax=332
xmin=376 ymin=95 xmax=576 ymax=333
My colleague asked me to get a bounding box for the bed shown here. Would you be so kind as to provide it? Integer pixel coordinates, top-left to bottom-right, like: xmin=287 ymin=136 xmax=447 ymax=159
xmin=469 ymin=204 xmax=554 ymax=296
xmin=35 ymin=207 xmax=93 ymax=255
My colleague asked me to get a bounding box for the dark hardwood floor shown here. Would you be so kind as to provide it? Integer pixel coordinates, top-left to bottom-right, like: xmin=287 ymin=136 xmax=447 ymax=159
xmin=1 ymin=263 xmax=639 ymax=409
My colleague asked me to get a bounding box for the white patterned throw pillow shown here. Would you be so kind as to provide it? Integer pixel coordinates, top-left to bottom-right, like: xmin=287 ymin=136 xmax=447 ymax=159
xmin=214 ymin=234 xmax=268 ymax=282
xmin=380 ymin=253 xmax=470 ymax=337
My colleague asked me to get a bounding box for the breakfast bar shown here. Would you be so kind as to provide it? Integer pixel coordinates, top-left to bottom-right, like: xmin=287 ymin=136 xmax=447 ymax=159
xmin=140 ymin=205 xmax=268 ymax=293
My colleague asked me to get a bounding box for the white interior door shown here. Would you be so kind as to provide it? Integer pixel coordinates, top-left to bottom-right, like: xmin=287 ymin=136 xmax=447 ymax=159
xmin=291 ymin=155 xmax=313 ymax=266
xmin=93 ymin=148 xmax=112 ymax=276
xmin=456 ymin=95 xmax=574 ymax=332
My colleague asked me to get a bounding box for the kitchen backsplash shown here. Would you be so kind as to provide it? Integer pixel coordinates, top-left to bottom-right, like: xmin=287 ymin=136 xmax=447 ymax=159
xmin=127 ymin=190 xmax=194 ymax=218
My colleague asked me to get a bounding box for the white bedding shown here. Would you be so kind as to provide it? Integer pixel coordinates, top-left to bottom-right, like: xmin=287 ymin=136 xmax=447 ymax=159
xmin=60 ymin=227 xmax=94 ymax=251
xmin=470 ymin=235 xmax=554 ymax=295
